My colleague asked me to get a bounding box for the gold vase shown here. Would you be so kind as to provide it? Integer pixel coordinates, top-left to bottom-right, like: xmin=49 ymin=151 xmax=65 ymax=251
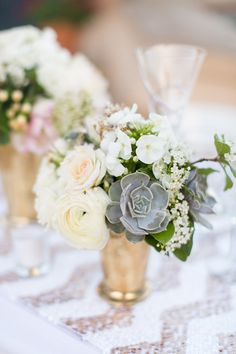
xmin=98 ymin=231 xmax=150 ymax=304
xmin=0 ymin=145 xmax=41 ymax=222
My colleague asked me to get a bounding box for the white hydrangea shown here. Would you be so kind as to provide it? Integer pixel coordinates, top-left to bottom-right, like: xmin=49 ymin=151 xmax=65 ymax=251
xmin=107 ymin=104 xmax=143 ymax=126
xmin=0 ymin=26 xmax=110 ymax=112
xmin=149 ymin=112 xmax=176 ymax=142
xmin=52 ymin=91 xmax=92 ymax=135
xmin=0 ymin=26 xmax=69 ymax=85
xmin=38 ymin=54 xmax=110 ymax=107
xmin=136 ymin=134 xmax=165 ymax=164
xmin=101 ymin=129 xmax=132 ymax=177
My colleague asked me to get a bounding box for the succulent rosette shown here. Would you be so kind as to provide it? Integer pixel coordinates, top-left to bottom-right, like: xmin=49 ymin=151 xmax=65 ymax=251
xmin=106 ymin=172 xmax=170 ymax=243
xmin=184 ymin=169 xmax=216 ymax=229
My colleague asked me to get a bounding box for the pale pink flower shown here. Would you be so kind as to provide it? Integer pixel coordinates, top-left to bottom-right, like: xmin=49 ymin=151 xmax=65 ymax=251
xmin=12 ymin=99 xmax=57 ymax=155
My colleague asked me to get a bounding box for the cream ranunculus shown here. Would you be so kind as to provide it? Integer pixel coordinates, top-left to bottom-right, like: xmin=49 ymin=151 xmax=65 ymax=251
xmin=58 ymin=145 xmax=106 ymax=191
xmin=55 ymin=187 xmax=110 ymax=250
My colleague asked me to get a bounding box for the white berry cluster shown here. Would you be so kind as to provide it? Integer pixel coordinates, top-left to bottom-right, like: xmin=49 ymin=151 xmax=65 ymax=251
xmin=166 ymin=199 xmax=193 ymax=253
xmin=153 ymin=144 xmax=190 ymax=202
xmin=153 ymin=144 xmax=193 ymax=253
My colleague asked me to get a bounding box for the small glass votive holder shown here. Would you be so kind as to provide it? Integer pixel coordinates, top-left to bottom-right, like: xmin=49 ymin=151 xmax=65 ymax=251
xmin=11 ymin=220 xmax=50 ymax=278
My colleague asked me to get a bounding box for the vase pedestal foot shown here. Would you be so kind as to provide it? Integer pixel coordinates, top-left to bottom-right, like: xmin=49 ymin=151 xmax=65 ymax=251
xmin=97 ymin=281 xmax=151 ymax=305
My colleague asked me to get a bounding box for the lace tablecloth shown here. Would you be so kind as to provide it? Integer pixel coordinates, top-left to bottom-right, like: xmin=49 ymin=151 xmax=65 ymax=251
xmin=0 ymin=216 xmax=235 ymax=354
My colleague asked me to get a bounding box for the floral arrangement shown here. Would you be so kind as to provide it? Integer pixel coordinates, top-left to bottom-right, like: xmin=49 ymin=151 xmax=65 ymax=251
xmin=35 ymin=104 xmax=236 ymax=261
xmin=0 ymin=26 xmax=109 ymax=153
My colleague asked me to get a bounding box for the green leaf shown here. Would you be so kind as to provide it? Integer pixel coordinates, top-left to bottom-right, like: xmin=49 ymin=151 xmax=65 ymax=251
xmin=0 ymin=131 xmax=9 ymax=144
xmin=151 ymin=222 xmax=175 ymax=245
xmin=224 ymin=173 xmax=233 ymax=191
xmin=0 ymin=114 xmax=10 ymax=145
xmin=145 ymin=235 xmax=162 ymax=252
xmin=173 ymin=235 xmax=193 ymax=262
xmin=214 ymin=134 xmax=231 ymax=158
xmin=221 ymin=163 xmax=233 ymax=190
xmin=198 ymin=168 xmax=218 ymax=176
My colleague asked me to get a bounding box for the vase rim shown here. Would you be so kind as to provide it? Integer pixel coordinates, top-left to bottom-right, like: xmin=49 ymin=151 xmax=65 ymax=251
xmin=136 ymin=43 xmax=207 ymax=59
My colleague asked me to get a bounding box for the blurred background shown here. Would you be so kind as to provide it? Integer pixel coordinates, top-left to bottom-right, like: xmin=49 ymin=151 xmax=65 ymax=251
xmin=0 ymin=0 xmax=236 ymax=115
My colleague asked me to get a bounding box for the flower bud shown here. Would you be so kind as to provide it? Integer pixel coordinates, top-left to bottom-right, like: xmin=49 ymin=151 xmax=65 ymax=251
xmin=12 ymin=103 xmax=20 ymax=112
xmin=10 ymin=115 xmax=28 ymax=131
xmin=9 ymin=119 xmax=19 ymax=131
xmin=0 ymin=90 xmax=9 ymax=102
xmin=130 ymin=137 xmax=136 ymax=144
xmin=21 ymin=102 xmax=32 ymax=114
xmin=6 ymin=109 xmax=14 ymax=119
xmin=103 ymin=180 xmax=110 ymax=190
xmin=11 ymin=90 xmax=23 ymax=102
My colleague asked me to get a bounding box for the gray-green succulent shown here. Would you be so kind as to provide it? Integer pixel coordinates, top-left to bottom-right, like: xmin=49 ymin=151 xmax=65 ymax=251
xmin=106 ymin=172 xmax=170 ymax=243
xmin=184 ymin=169 xmax=216 ymax=228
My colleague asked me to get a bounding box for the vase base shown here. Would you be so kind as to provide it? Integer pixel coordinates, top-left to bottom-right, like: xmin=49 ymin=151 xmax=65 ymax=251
xmin=97 ymin=281 xmax=150 ymax=304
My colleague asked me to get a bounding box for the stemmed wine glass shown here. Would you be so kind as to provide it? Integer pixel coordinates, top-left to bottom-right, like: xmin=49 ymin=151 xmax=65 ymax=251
xmin=137 ymin=44 xmax=206 ymax=132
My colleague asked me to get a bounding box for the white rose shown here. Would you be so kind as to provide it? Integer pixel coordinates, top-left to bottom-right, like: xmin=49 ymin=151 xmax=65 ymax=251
xmin=136 ymin=135 xmax=165 ymax=164
xmin=55 ymin=187 xmax=110 ymax=250
xmin=58 ymin=145 xmax=106 ymax=191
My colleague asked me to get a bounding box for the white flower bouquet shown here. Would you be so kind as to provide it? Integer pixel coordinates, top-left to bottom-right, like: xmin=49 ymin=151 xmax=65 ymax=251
xmin=0 ymin=26 xmax=109 ymax=154
xmin=35 ymin=104 xmax=236 ymax=261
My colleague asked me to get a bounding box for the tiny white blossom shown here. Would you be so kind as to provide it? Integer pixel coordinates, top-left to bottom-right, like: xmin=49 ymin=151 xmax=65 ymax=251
xmin=101 ymin=131 xmax=116 ymax=152
xmin=116 ymin=130 xmax=132 ymax=160
xmin=106 ymin=155 xmax=126 ymax=177
xmin=107 ymin=104 xmax=143 ymax=126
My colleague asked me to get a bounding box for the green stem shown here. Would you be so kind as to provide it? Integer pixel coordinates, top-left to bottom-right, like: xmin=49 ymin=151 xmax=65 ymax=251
xmin=191 ymin=156 xmax=220 ymax=165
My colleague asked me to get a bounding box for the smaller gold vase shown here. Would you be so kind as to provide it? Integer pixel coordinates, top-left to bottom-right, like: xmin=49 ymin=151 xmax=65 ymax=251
xmin=98 ymin=231 xmax=150 ymax=304
xmin=0 ymin=145 xmax=41 ymax=222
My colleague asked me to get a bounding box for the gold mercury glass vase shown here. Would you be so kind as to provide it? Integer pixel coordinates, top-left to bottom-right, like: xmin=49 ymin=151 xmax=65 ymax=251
xmin=0 ymin=145 xmax=41 ymax=222
xmin=98 ymin=231 xmax=150 ymax=304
